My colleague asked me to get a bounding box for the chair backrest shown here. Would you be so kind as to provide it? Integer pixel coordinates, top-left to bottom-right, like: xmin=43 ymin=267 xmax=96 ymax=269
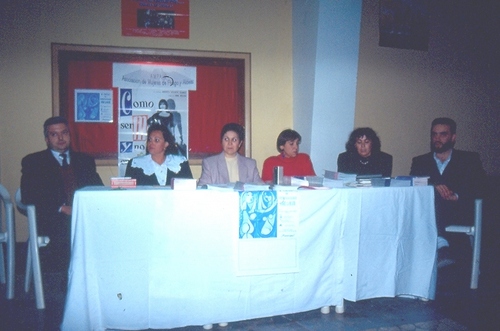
xmin=15 ymin=188 xmax=27 ymax=216
xmin=0 ymin=184 xmax=12 ymax=203
xmin=0 ymin=184 xmax=16 ymax=300
xmin=0 ymin=184 xmax=13 ymax=229
xmin=15 ymin=188 xmax=45 ymax=308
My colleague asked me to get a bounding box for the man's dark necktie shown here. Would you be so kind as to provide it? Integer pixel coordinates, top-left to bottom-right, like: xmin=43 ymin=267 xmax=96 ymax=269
xmin=60 ymin=153 xmax=68 ymax=168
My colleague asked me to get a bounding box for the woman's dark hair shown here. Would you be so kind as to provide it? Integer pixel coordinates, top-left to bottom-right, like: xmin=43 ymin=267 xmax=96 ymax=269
xmin=220 ymin=123 xmax=245 ymax=141
xmin=276 ymin=129 xmax=301 ymax=152
xmin=147 ymin=124 xmax=178 ymax=155
xmin=158 ymin=99 xmax=168 ymax=109
xmin=345 ymin=127 xmax=381 ymax=154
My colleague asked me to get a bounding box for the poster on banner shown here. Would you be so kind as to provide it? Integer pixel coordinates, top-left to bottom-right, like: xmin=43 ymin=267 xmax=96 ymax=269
xmin=237 ymin=190 xmax=299 ymax=276
xmin=121 ymin=0 xmax=190 ymax=39
xmin=113 ymin=63 xmax=196 ymax=176
xmin=74 ymin=89 xmax=113 ymax=123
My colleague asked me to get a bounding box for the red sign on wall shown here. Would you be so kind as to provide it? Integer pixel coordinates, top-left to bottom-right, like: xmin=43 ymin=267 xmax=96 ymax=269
xmin=121 ymin=0 xmax=190 ymax=39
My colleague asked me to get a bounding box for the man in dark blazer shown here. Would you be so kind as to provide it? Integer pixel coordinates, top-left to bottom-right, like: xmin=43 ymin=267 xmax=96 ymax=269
xmin=21 ymin=116 xmax=103 ymax=272
xmin=410 ymin=117 xmax=486 ymax=267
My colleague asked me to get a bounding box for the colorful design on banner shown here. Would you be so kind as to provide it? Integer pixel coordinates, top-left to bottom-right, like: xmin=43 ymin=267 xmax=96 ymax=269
xmin=121 ymin=0 xmax=190 ymax=39
xmin=114 ymin=63 xmax=196 ymax=176
xmin=239 ymin=191 xmax=278 ymax=239
xmin=117 ymin=88 xmax=189 ymax=175
xmin=74 ymin=89 xmax=113 ymax=123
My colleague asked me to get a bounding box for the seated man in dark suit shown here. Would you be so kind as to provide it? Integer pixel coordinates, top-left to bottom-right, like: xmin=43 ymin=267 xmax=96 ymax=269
xmin=410 ymin=117 xmax=486 ymax=268
xmin=21 ymin=116 xmax=103 ymax=273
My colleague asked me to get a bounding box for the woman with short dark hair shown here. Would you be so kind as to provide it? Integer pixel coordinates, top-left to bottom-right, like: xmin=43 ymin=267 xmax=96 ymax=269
xmin=261 ymin=129 xmax=316 ymax=182
xmin=198 ymin=123 xmax=263 ymax=185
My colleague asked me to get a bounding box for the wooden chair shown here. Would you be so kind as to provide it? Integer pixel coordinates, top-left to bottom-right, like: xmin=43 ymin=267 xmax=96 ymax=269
xmin=0 ymin=184 xmax=15 ymax=299
xmin=15 ymin=188 xmax=48 ymax=309
xmin=445 ymin=199 xmax=482 ymax=289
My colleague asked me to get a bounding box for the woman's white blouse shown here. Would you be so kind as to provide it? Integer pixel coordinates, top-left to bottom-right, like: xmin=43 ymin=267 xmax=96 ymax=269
xmin=129 ymin=154 xmax=187 ymax=186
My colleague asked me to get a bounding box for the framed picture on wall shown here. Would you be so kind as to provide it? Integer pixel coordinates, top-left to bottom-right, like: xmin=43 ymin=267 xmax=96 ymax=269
xmin=379 ymin=0 xmax=430 ymax=51
xmin=121 ymin=0 xmax=190 ymax=39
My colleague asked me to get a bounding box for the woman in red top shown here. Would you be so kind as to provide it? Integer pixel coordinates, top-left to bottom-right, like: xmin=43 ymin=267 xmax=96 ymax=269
xmin=261 ymin=129 xmax=316 ymax=182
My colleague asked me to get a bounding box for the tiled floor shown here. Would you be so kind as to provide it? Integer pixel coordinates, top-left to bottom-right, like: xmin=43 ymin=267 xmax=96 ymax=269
xmin=2 ymin=186 xmax=499 ymax=331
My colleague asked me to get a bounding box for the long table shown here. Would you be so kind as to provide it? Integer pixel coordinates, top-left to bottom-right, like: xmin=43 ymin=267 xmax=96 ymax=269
xmin=61 ymin=186 xmax=437 ymax=331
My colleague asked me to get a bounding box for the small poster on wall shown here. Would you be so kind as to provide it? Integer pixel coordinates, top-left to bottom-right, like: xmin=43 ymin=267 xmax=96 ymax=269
xmin=121 ymin=0 xmax=190 ymax=39
xmin=74 ymin=89 xmax=113 ymax=123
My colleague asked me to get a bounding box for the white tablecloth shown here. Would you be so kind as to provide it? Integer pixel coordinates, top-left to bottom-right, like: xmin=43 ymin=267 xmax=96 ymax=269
xmin=61 ymin=186 xmax=436 ymax=331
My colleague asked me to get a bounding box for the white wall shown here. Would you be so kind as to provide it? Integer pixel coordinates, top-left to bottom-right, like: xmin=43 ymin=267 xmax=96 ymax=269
xmin=293 ymin=0 xmax=363 ymax=176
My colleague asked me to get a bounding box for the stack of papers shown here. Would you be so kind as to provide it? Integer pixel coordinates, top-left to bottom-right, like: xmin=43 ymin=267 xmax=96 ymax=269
xmin=240 ymin=183 xmax=272 ymax=191
xmin=305 ymin=176 xmax=324 ymax=187
xmin=291 ymin=177 xmax=309 ymax=187
xmin=110 ymin=177 xmax=136 ymax=189
xmin=324 ymin=170 xmax=356 ymax=182
xmin=390 ymin=177 xmax=412 ymax=187
xmin=205 ymin=182 xmax=271 ymax=191
xmin=322 ymin=178 xmax=344 ymax=188
xmin=171 ymin=178 xmax=197 ymax=190
xmin=394 ymin=176 xmax=429 ymax=186
xmin=412 ymin=176 xmax=429 ymax=186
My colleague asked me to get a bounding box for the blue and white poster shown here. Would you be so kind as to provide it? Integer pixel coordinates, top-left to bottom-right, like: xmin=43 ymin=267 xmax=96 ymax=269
xmin=74 ymin=89 xmax=113 ymax=123
xmin=237 ymin=190 xmax=299 ymax=275
xmin=239 ymin=191 xmax=278 ymax=239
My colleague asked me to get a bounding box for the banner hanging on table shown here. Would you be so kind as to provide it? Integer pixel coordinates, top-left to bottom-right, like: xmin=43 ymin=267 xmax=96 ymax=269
xmin=237 ymin=190 xmax=299 ymax=276
xmin=113 ymin=63 xmax=196 ymax=176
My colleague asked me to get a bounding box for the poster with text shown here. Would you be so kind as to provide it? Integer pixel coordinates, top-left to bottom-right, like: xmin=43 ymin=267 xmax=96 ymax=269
xmin=113 ymin=63 xmax=196 ymax=176
xmin=74 ymin=89 xmax=113 ymax=123
xmin=117 ymin=89 xmax=188 ymax=176
xmin=121 ymin=0 xmax=190 ymax=39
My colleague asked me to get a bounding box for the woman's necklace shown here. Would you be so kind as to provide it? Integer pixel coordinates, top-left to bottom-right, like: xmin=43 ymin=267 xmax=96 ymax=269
xmin=359 ymin=159 xmax=369 ymax=165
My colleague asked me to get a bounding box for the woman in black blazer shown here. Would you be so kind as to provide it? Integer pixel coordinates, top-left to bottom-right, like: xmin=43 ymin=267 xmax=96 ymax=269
xmin=337 ymin=127 xmax=392 ymax=177
xmin=125 ymin=124 xmax=192 ymax=185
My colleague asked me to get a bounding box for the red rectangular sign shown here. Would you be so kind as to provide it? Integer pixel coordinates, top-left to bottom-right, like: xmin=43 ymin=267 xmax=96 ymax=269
xmin=121 ymin=0 xmax=190 ymax=39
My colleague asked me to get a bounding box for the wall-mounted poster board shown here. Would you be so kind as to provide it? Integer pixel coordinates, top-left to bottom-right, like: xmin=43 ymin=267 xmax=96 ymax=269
xmin=52 ymin=43 xmax=250 ymax=166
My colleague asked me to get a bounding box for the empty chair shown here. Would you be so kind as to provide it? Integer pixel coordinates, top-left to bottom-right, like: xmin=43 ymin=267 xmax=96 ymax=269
xmin=15 ymin=188 xmax=48 ymax=309
xmin=445 ymin=199 xmax=482 ymax=289
xmin=0 ymin=184 xmax=15 ymax=299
